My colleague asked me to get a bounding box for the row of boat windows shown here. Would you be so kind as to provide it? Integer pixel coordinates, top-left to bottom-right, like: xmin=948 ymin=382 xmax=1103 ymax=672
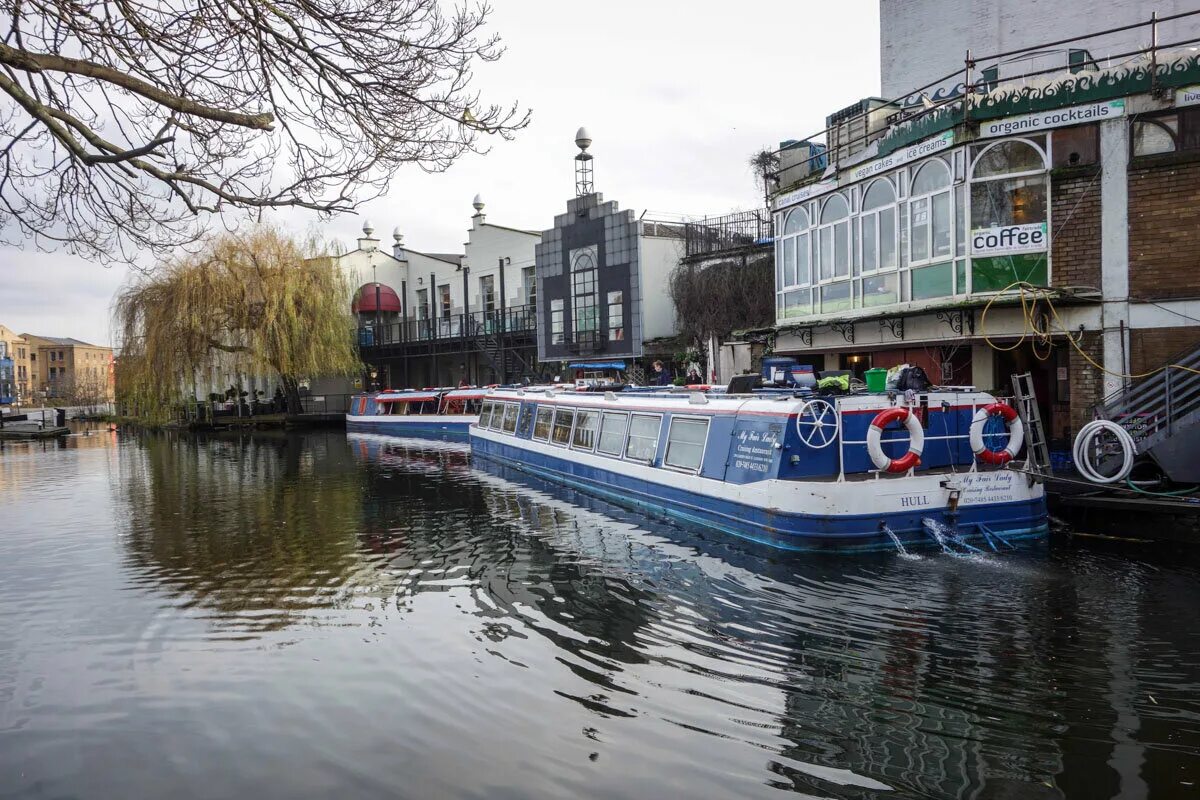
xmin=478 ymin=400 xmax=710 ymax=473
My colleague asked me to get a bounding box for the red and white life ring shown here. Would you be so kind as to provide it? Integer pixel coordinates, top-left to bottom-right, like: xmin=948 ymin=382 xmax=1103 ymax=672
xmin=866 ymin=407 xmax=925 ymax=473
xmin=969 ymin=403 xmax=1025 ymax=465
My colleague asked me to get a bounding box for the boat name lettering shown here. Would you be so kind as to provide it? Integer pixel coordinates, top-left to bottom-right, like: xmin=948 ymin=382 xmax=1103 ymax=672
xmin=901 ymin=495 xmax=930 ymax=508
xmin=958 ymin=471 xmax=1017 ymax=504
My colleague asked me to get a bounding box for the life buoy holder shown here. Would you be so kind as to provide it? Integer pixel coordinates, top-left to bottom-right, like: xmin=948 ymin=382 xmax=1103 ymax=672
xmin=866 ymin=407 xmax=924 ymax=473
xmin=969 ymin=403 xmax=1025 ymax=465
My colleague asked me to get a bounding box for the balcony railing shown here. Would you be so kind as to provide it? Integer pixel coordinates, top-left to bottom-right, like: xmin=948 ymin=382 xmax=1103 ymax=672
xmin=358 ymin=304 xmax=537 ymax=348
xmin=684 ymin=210 xmax=774 ymax=258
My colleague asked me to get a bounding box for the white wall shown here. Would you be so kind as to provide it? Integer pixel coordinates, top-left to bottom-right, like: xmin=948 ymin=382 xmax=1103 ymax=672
xmin=880 ymin=0 xmax=1200 ymax=99
xmin=637 ymin=233 xmax=684 ymax=342
xmin=461 ymin=217 xmax=540 ymax=312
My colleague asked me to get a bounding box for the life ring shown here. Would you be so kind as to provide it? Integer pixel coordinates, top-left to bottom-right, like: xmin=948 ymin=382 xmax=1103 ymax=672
xmin=969 ymin=403 xmax=1024 ymax=465
xmin=866 ymin=407 xmax=924 ymax=473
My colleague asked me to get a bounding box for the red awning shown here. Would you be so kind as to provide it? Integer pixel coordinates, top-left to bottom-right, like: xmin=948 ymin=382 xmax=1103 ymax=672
xmin=352 ymin=283 xmax=402 ymax=313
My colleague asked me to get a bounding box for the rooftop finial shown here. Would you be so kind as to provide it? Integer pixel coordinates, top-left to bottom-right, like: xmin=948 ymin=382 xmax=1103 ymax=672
xmin=362 ymin=220 xmax=375 ymax=237
xmin=472 ymin=193 xmax=485 ymax=214
xmin=574 ymin=127 xmax=593 ymax=196
xmin=392 ymin=226 xmax=403 ymax=244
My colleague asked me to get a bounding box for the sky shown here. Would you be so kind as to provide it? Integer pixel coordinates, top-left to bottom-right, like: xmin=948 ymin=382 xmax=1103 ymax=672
xmin=0 ymin=0 xmax=881 ymax=347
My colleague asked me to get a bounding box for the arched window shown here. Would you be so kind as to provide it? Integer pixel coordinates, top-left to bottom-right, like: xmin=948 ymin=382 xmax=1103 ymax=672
xmin=969 ymin=138 xmax=1050 ymax=291
xmin=775 ymin=206 xmax=811 ymax=319
xmin=817 ymin=193 xmax=850 ymax=282
xmin=1132 ymin=119 xmax=1177 ymax=156
xmin=860 ymin=179 xmax=897 ymax=274
xmin=910 ymin=159 xmax=954 ymax=265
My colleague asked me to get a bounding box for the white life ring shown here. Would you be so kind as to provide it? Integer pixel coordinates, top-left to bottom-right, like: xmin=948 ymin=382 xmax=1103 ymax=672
xmin=866 ymin=407 xmax=924 ymax=473
xmin=969 ymin=403 xmax=1025 ymax=465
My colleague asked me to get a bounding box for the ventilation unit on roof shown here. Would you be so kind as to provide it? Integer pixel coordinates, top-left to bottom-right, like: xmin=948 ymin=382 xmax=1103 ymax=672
xmin=826 ymin=98 xmax=898 ymax=166
xmin=777 ymin=139 xmax=828 ymax=188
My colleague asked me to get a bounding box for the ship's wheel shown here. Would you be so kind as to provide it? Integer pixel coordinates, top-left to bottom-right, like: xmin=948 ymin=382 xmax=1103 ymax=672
xmin=795 ymin=399 xmax=839 ymax=449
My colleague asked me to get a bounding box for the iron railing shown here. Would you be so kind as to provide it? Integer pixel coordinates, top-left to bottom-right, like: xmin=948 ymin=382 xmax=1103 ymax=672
xmin=1100 ymin=342 xmax=1200 ymax=453
xmin=358 ymin=304 xmax=537 ymax=348
xmin=684 ymin=210 xmax=774 ymax=258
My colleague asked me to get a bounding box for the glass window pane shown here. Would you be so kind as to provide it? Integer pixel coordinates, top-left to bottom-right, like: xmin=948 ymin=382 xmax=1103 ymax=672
xmin=932 ymin=192 xmax=952 ymax=258
xmin=820 ymin=193 xmax=849 ymax=223
xmin=972 ymin=140 xmax=1044 ymax=177
xmin=479 ymin=401 xmax=492 ymax=425
xmin=783 ymin=207 xmax=809 ymax=234
xmin=625 ymin=414 xmax=660 ymax=462
xmin=819 ymin=226 xmax=833 ymax=280
xmin=862 ymin=179 xmax=895 ymax=211
xmin=834 ymin=221 xmax=849 ymax=277
xmin=796 ymin=233 xmax=810 ymax=285
xmin=517 ymin=404 xmax=534 ymax=437
xmin=1132 ymin=121 xmax=1176 ymax=156
xmin=664 ymin=418 xmax=709 ymax=472
xmin=970 ymin=177 xmax=1048 ymax=229
xmin=955 ymin=185 xmax=966 ymax=257
xmin=911 ymin=197 xmax=930 ymax=262
xmin=597 ymin=412 xmax=628 ymax=455
xmin=502 ymin=403 xmax=519 ymax=433
xmin=911 ymin=159 xmax=951 ymax=195
xmin=862 ymin=214 xmax=877 ymax=272
xmin=551 ymin=408 xmax=575 ymax=445
xmin=571 ymin=410 xmax=598 ymax=449
xmin=782 ymin=237 xmax=796 ymax=286
xmin=533 ymin=406 xmax=553 ymax=440
xmin=863 ymin=272 xmax=899 ymax=306
xmin=880 ymin=207 xmax=897 ymax=270
xmin=912 ymin=262 xmax=955 ymax=300
xmin=820 ymin=281 xmax=852 ymax=313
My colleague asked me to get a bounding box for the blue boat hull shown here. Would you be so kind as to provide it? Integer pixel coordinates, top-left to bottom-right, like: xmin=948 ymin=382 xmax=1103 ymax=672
xmin=471 ymin=434 xmax=1048 ymax=552
xmin=347 ymin=419 xmax=472 ymax=441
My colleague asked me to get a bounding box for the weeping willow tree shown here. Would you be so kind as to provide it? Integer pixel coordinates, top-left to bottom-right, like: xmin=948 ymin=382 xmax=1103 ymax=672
xmin=115 ymin=227 xmax=361 ymax=422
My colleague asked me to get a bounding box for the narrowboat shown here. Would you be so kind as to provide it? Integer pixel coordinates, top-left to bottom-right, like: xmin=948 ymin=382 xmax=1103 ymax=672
xmin=468 ymin=386 xmax=1048 ymax=552
xmin=346 ymin=388 xmax=486 ymax=440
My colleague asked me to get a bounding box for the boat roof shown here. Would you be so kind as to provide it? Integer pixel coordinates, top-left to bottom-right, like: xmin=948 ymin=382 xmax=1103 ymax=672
xmin=377 ymin=390 xmax=440 ymax=402
xmin=444 ymin=388 xmax=489 ymax=399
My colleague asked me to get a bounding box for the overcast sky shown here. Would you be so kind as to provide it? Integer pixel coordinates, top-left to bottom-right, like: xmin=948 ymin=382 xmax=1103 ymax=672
xmin=0 ymin=0 xmax=880 ymax=347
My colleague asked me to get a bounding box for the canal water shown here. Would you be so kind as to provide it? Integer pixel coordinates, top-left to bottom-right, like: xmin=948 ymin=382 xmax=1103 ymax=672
xmin=1 ymin=428 xmax=1198 ymax=800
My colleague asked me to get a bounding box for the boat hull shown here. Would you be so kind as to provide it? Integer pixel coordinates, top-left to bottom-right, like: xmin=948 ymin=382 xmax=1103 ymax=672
xmin=347 ymin=414 xmax=476 ymax=441
xmin=470 ymin=427 xmax=1047 ymax=552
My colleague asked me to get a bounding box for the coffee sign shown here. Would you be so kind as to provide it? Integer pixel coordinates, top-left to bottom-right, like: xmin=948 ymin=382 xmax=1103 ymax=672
xmin=971 ymin=223 xmax=1047 ymax=255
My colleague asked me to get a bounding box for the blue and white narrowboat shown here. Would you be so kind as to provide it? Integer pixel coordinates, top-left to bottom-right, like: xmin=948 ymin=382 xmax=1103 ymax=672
xmin=468 ymin=386 xmax=1047 ymax=552
xmin=347 ymin=388 xmax=486 ymax=440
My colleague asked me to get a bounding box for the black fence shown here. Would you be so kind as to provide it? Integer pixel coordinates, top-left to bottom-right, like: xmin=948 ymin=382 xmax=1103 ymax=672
xmin=358 ymin=304 xmax=536 ymax=348
xmin=684 ymin=210 xmax=774 ymax=258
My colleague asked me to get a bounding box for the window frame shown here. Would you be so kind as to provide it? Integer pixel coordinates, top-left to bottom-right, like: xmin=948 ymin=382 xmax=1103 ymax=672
xmin=907 ymin=159 xmax=954 ymax=269
xmin=595 ymin=411 xmax=629 ymax=457
xmin=859 ymin=178 xmax=899 ymax=276
xmin=501 ymin=402 xmax=520 ymax=433
xmin=662 ymin=415 xmax=711 ymax=474
xmin=478 ymin=400 xmax=493 ymax=426
xmin=570 ymin=408 xmax=599 ymax=451
xmin=775 ymin=206 xmax=813 ymax=320
xmin=623 ymin=412 xmax=663 ymax=464
xmin=550 ymin=406 xmax=576 ymax=447
xmin=532 ymin=405 xmax=554 ymax=441
xmin=816 ymin=193 xmax=851 ymax=286
xmin=967 ymin=137 xmax=1051 ymax=294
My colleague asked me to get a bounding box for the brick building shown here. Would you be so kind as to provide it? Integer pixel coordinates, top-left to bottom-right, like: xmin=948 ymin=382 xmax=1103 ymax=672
xmin=763 ymin=8 xmax=1200 ymax=449
xmin=22 ymin=335 xmax=115 ymax=403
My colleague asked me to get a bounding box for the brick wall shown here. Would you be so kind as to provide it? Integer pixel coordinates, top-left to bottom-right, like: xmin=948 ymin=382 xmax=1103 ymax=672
xmin=1128 ymin=158 xmax=1200 ymax=300
xmin=1067 ymin=332 xmax=1105 ymax=436
xmin=1050 ymin=167 xmax=1102 ymax=290
xmin=1129 ymin=326 xmax=1200 ymax=374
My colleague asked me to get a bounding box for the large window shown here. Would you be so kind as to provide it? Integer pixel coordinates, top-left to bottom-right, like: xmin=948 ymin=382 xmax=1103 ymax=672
xmin=550 ymin=299 xmax=565 ymax=345
xmin=909 ymin=160 xmax=953 ymax=265
xmin=624 ymin=413 xmax=661 ymax=462
xmin=861 ymin=179 xmax=898 ymax=275
xmin=502 ymin=402 xmax=519 ymax=433
xmin=571 ymin=409 xmax=598 ymax=450
xmin=607 ymin=291 xmax=624 ymax=341
xmin=551 ymin=407 xmax=575 ymax=446
xmin=522 ymin=266 xmax=537 ymax=308
xmin=664 ymin=417 xmax=709 ymax=473
xmin=775 ymin=207 xmax=811 ymax=319
xmin=480 ymin=274 xmax=496 ymax=313
xmin=571 ymin=247 xmax=598 ymax=343
xmin=817 ymin=193 xmax=851 ymax=283
xmin=517 ymin=404 xmax=534 ymax=437
xmin=969 ymin=139 xmax=1049 ymax=292
xmin=438 ymin=284 xmax=452 ymax=319
xmin=478 ymin=401 xmax=493 ymax=426
xmin=533 ymin=406 xmax=553 ymax=441
xmin=596 ymin=412 xmax=628 ymax=456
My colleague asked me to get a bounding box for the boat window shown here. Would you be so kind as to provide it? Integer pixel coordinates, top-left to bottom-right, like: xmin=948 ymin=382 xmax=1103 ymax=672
xmin=571 ymin=410 xmax=598 ymax=450
xmin=624 ymin=413 xmax=661 ymax=463
xmin=389 ymin=402 xmax=405 ymax=416
xmin=486 ymin=402 xmax=503 ymax=429
xmin=664 ymin=417 xmax=709 ymax=473
xmin=596 ymin=412 xmax=628 ymax=456
xmin=479 ymin=401 xmax=493 ymax=426
xmin=517 ymin=404 xmax=534 ymax=437
xmin=502 ymin=403 xmax=519 ymax=433
xmin=533 ymin=406 xmax=553 ymax=441
xmin=551 ymin=408 xmax=575 ymax=446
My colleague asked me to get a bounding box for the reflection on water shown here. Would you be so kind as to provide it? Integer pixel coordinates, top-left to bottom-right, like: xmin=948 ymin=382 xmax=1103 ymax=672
xmin=1 ymin=429 xmax=1198 ymax=799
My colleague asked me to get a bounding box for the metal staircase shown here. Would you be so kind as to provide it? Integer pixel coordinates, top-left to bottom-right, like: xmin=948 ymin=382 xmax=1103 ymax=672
xmin=1011 ymin=372 xmax=1051 ymax=475
xmin=1097 ymin=341 xmax=1200 ymax=482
